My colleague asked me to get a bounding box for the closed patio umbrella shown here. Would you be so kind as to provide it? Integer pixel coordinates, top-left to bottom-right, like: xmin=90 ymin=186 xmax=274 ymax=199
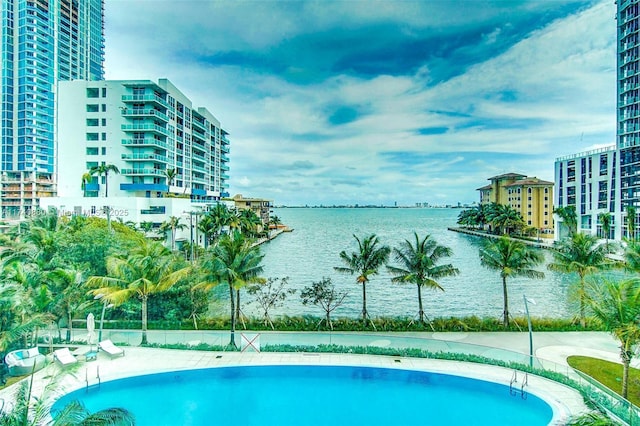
xmin=87 ymin=313 xmax=95 ymax=352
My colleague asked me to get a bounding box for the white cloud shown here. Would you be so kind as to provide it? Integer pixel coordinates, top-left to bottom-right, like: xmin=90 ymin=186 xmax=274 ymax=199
xmin=104 ymin=0 xmax=615 ymax=205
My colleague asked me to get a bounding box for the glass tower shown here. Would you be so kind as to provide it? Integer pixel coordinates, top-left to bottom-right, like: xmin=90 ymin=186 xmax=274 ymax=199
xmin=0 ymin=0 xmax=104 ymax=219
xmin=618 ymin=0 xmax=640 ymax=238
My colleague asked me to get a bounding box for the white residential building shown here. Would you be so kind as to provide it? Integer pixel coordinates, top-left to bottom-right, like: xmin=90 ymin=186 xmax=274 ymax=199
xmin=40 ymin=78 xmax=230 ymax=241
xmin=554 ymin=145 xmax=618 ymax=240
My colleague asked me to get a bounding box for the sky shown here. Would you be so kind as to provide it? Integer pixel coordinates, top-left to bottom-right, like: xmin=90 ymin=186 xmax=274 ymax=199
xmin=104 ymin=0 xmax=617 ymax=207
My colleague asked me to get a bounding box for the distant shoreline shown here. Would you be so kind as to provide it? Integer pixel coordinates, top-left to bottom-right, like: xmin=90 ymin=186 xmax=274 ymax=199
xmin=274 ymin=205 xmax=470 ymax=209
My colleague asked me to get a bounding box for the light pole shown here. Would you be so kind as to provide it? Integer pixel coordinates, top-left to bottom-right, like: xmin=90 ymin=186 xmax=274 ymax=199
xmin=523 ymin=294 xmax=536 ymax=367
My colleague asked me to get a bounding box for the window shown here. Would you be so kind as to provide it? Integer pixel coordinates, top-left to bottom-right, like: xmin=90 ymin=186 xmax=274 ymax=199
xmin=86 ymin=118 xmax=99 ymax=126
xmin=86 ymin=88 xmax=99 ymax=98
xmin=101 ymin=104 xmax=106 ymax=112
xmin=140 ymin=206 xmax=166 ymax=214
xmin=101 ymin=147 xmax=106 ymax=155
xmin=86 ymin=161 xmax=98 ymax=168
xmin=101 ymin=118 xmax=106 ymax=126
xmin=86 ymin=133 xmax=99 ymax=141
xmin=86 ymin=104 xmax=99 ymax=112
xmin=101 ymin=132 xmax=106 ymax=140
xmin=86 ymin=147 xmax=98 ymax=155
xmin=101 ymin=88 xmax=107 ymax=97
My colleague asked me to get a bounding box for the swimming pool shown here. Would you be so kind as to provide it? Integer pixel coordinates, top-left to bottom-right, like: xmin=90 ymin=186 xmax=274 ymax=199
xmin=53 ymin=365 xmax=554 ymax=425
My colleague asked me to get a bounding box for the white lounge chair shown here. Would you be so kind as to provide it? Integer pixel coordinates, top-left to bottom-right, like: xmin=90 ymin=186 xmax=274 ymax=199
xmin=53 ymin=348 xmax=77 ymax=365
xmin=98 ymin=339 xmax=125 ymax=357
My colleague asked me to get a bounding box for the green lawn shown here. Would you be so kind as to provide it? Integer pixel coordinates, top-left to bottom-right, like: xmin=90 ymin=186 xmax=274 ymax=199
xmin=567 ymin=355 xmax=640 ymax=406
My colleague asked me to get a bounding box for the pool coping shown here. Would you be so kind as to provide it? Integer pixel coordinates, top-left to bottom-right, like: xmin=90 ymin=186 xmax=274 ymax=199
xmin=33 ymin=347 xmax=587 ymax=425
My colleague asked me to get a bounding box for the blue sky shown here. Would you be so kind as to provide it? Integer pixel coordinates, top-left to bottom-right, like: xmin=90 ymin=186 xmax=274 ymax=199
xmin=104 ymin=0 xmax=616 ymax=206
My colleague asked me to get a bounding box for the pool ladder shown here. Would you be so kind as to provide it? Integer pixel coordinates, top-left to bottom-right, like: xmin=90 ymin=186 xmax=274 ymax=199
xmin=509 ymin=370 xmax=528 ymax=399
xmin=85 ymin=365 xmax=101 ymax=392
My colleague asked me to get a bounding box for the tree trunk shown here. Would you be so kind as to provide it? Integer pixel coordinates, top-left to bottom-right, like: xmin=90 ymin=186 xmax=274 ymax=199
xmin=141 ymin=296 xmax=148 ymax=345
xmin=67 ymin=310 xmax=73 ymax=342
xmin=502 ymin=276 xmax=509 ymax=327
xmin=417 ymin=284 xmax=424 ymax=323
xmin=622 ymin=346 xmax=632 ymax=399
xmin=236 ymin=289 xmax=243 ymax=328
xmin=229 ymin=283 xmax=236 ymax=347
xmin=579 ymin=276 xmax=586 ymax=328
xmin=361 ymin=281 xmax=368 ymax=322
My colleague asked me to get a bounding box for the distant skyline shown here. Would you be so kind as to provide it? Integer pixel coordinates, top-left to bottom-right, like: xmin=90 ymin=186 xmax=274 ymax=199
xmin=104 ymin=0 xmax=616 ymax=206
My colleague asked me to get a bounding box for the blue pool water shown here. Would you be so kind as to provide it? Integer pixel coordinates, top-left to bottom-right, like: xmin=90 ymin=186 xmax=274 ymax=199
xmin=53 ymin=365 xmax=554 ymax=425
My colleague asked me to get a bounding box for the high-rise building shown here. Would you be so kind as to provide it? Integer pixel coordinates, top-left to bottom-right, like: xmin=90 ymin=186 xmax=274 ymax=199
xmin=554 ymin=1 xmax=640 ymax=241
xmin=0 ymin=0 xmax=105 ymax=219
xmin=40 ymin=79 xmax=230 ymax=233
xmin=617 ymin=0 xmax=640 ymax=239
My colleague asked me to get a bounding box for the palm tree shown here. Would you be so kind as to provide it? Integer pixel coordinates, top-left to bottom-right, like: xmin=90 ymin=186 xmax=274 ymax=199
xmin=89 ymin=164 xmax=120 ymax=198
xmin=493 ymin=204 xmax=525 ymax=235
xmin=584 ymin=279 xmax=640 ymax=399
xmin=548 ymin=232 xmax=610 ymax=327
xmin=0 ymin=373 xmax=135 ymax=426
xmin=554 ymin=205 xmax=577 ymax=238
xmin=138 ymin=221 xmax=154 ymax=235
xmin=47 ymin=267 xmax=93 ymax=342
xmin=86 ymin=239 xmax=190 ymax=345
xmin=456 ymin=209 xmax=478 ymax=229
xmin=598 ymin=212 xmax=612 ymax=250
xmin=195 ymin=231 xmax=264 ymax=347
xmin=81 ymin=172 xmax=93 ymax=197
xmin=479 ymin=236 xmax=544 ymax=327
xmin=387 ymin=233 xmax=459 ymax=326
xmin=238 ymin=208 xmax=262 ymax=237
xmin=627 ymin=205 xmax=637 ymax=241
xmin=165 ymin=167 xmax=178 ymax=187
xmin=197 ymin=214 xmax=216 ymax=248
xmin=159 ymin=216 xmax=187 ymax=251
xmin=268 ymin=215 xmax=283 ymax=238
xmin=335 ymin=234 xmax=391 ymax=323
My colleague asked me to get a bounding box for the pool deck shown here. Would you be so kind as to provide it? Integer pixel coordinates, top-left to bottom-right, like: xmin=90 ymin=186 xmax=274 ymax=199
xmin=2 ymin=330 xmax=622 ymax=424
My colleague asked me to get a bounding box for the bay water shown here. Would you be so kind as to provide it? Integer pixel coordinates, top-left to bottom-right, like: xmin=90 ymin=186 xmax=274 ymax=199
xmin=251 ymin=208 xmax=576 ymax=320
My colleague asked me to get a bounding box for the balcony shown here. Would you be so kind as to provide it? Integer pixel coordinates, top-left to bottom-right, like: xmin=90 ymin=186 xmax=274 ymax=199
xmin=122 ymin=138 xmax=168 ymax=150
xmin=121 ymin=123 xmax=168 ymax=136
xmin=192 ymin=119 xmax=207 ymax=133
xmin=121 ymin=94 xmax=169 ymax=108
xmin=221 ymin=144 xmax=230 ymax=154
xmin=121 ymin=153 xmax=168 ymax=163
xmin=192 ymin=163 xmax=207 ymax=173
xmin=120 ymin=168 xmax=166 ymax=176
xmin=121 ymin=108 xmax=169 ymax=122
xmin=192 ymin=142 xmax=206 ymax=154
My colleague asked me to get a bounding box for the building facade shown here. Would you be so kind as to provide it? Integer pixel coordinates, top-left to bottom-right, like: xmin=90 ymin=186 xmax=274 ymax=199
xmin=231 ymin=194 xmax=272 ymax=224
xmin=554 ymin=145 xmax=617 ymax=239
xmin=477 ymin=173 xmax=554 ymax=234
xmin=553 ymin=1 xmax=639 ymax=241
xmin=0 ymin=0 xmax=105 ymax=219
xmin=39 ymin=78 xmax=230 ymax=232
xmin=618 ymin=0 xmax=640 ymax=240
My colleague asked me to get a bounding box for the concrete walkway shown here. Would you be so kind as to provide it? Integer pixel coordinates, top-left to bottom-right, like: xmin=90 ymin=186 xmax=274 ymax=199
xmin=0 ymin=330 xmax=628 ymax=425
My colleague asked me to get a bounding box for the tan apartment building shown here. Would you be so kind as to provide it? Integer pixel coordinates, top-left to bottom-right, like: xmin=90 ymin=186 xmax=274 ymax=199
xmin=477 ymin=173 xmax=554 ymax=235
xmin=231 ymin=194 xmax=272 ymax=224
